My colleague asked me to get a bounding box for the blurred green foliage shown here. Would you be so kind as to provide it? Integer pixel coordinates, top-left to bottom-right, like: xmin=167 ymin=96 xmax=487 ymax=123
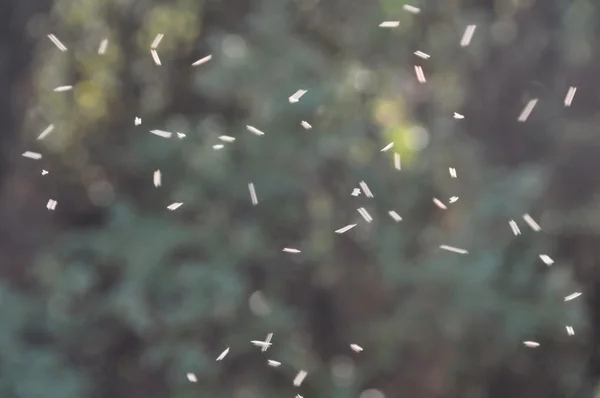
xmin=4 ymin=0 xmax=593 ymax=397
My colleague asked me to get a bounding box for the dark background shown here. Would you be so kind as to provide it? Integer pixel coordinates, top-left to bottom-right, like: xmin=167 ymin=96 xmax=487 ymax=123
xmin=1 ymin=0 xmax=599 ymax=397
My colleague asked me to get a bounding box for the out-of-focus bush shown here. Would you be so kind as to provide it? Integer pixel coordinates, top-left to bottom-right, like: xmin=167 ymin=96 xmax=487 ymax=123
xmin=0 ymin=0 xmax=592 ymax=397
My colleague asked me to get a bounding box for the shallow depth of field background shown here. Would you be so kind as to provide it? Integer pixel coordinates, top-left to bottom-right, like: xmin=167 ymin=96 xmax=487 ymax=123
xmin=1 ymin=0 xmax=600 ymax=397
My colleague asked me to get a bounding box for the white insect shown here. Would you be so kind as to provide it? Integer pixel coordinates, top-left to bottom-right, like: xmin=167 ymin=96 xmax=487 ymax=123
xmin=388 ymin=210 xmax=402 ymax=222
xmin=350 ymin=344 xmax=363 ymax=353
xmin=186 ymin=373 xmax=197 ymax=382
xmin=522 ymin=214 xmax=541 ymax=231
xmin=177 ymin=133 xmax=186 ymax=139
xmin=449 ymin=196 xmax=459 ymax=204
xmin=351 ymin=188 xmax=361 ymax=196
xmin=134 ymin=117 xmax=142 ymax=126
xmin=539 ymin=254 xmax=554 ymax=266
xmin=192 ymin=54 xmax=212 ymax=66
xmin=251 ymin=333 xmax=273 ymax=352
xmin=283 ymin=248 xmax=301 ymax=253
xmin=213 ymin=144 xmax=224 ymax=150
xmin=453 ymin=112 xmax=464 ymax=119
xmin=293 ymin=370 xmax=308 ymax=387
xmin=151 ymin=49 xmax=161 ymax=65
xmin=219 ymin=135 xmax=236 ymax=142
xmin=151 ymin=33 xmax=164 ymax=49
xmin=42 ymin=170 xmax=49 ymax=175
xmin=46 ymin=199 xmax=57 ymax=211
xmin=357 ymin=207 xmax=373 ymax=223
xmin=301 ymin=121 xmax=312 ymax=129
xmin=433 ymin=198 xmax=447 ymax=210
xmin=216 ymin=347 xmax=230 ymax=361
xmin=509 ymin=220 xmax=521 ymax=236
xmin=47 ymin=34 xmax=67 ymax=51
xmin=37 ymin=124 xmax=54 ymax=140
xmin=381 ymin=142 xmax=394 ymax=152
xmin=22 ymin=151 xmax=42 ymax=160
xmin=246 ymin=125 xmax=265 ymax=136
xmin=267 ymin=360 xmax=282 ymax=367
xmin=359 ymin=181 xmax=373 ymax=197
xmin=394 ymin=153 xmax=401 ymax=170
xmin=460 ymin=25 xmax=477 ymax=47
xmin=414 ymin=51 xmax=430 ymax=59
xmin=379 ymin=21 xmax=400 ymax=28
xmin=564 ymin=292 xmax=582 ymax=301
xmin=289 ymin=89 xmax=307 ymax=103
xmin=264 ymin=333 xmax=273 ymax=350
xmin=403 ymin=4 xmax=421 ymax=14
xmin=449 ymin=167 xmax=457 ymax=178
xmin=566 ymin=326 xmax=575 ymax=336
xmin=518 ymin=99 xmax=538 ymax=122
xmin=251 ymin=340 xmax=272 ymax=350
xmin=523 ymin=341 xmax=540 ymax=348
xmin=439 ymin=245 xmax=468 ymax=254
xmin=153 ymin=170 xmax=161 ymax=187
xmin=150 ymin=129 xmax=172 ymax=138
xmin=53 ymin=85 xmax=72 ymax=92
xmin=335 ymin=224 xmax=357 ymax=234
xmin=248 ymin=183 xmax=258 ymax=205
xmin=414 ymin=65 xmax=426 ymax=83
xmin=167 ymin=202 xmax=183 ymax=211
xmin=564 ymin=86 xmax=576 ymax=107
xmin=98 ymin=39 xmax=108 ymax=55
